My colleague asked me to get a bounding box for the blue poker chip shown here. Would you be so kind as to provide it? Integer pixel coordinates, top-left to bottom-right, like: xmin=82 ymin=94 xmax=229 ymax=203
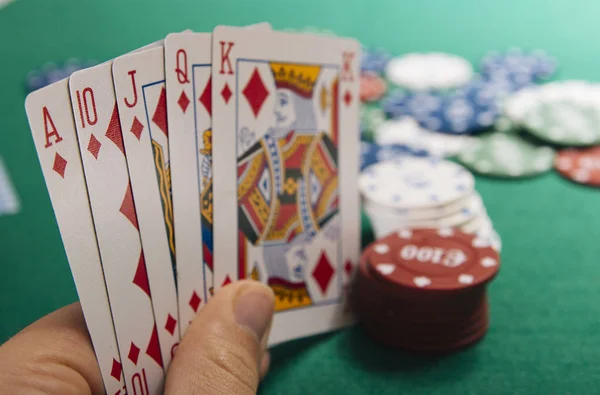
xmin=26 ymin=59 xmax=98 ymax=93
xmin=465 ymin=74 xmax=530 ymax=102
xmin=381 ymin=75 xmax=529 ymax=134
xmin=381 ymin=90 xmax=444 ymax=120
xmin=361 ymin=47 xmax=392 ymax=74
xmin=479 ymin=49 xmax=557 ymax=83
xmin=360 ymin=141 xmax=428 ymax=170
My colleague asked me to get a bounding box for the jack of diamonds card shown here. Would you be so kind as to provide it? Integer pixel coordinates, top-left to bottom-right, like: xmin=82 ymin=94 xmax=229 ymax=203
xmin=211 ymin=27 xmax=361 ymax=345
xmin=69 ymin=63 xmax=166 ymax=394
xmin=25 ymin=79 xmax=126 ymax=395
xmin=165 ymin=33 xmax=212 ymax=332
xmin=112 ymin=46 xmax=181 ymax=360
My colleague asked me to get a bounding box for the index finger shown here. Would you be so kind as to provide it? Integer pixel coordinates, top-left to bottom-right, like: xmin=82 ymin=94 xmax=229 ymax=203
xmin=0 ymin=302 xmax=104 ymax=395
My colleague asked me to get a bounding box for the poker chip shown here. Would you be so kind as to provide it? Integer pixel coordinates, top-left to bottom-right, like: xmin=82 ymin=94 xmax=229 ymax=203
xmin=360 ymin=158 xmax=494 ymax=243
xmin=352 ymin=228 xmax=500 ymax=353
xmin=366 ymin=192 xmax=485 ymax=239
xmin=359 ymin=157 xmax=475 ymax=210
xmin=360 ymin=104 xmax=387 ymax=139
xmin=367 ymin=228 xmax=499 ymax=291
xmin=374 ymin=118 xmax=474 ymax=157
xmin=360 ymin=72 xmax=387 ymax=102
xmin=363 ymin=192 xmax=487 ymax=238
xmin=494 ymin=116 xmax=517 ymax=133
xmin=365 ymin=190 xmax=477 ymax=221
xmin=502 ymin=85 xmax=545 ymax=125
xmin=460 ymin=211 xmax=485 ymax=234
xmin=361 ymin=47 xmax=391 ymax=74
xmin=385 ymin=52 xmax=473 ymax=91
xmin=359 ymin=156 xmax=502 ymax=250
xmin=360 ymin=141 xmax=427 ymax=171
xmin=26 ymin=59 xmax=97 ymax=93
xmin=502 ymin=80 xmax=599 ymax=126
xmin=382 ymin=78 xmax=513 ymax=135
xmin=474 ymin=216 xmax=502 ymax=252
xmin=555 ymin=146 xmax=600 ymax=187
xmin=457 ymin=133 xmax=555 ymax=178
xmin=480 ymin=49 xmax=557 ymax=84
xmin=522 ymin=99 xmax=600 ymax=146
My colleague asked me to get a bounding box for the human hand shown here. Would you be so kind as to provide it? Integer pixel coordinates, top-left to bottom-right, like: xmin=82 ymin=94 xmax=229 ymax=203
xmin=0 ymin=280 xmax=275 ymax=395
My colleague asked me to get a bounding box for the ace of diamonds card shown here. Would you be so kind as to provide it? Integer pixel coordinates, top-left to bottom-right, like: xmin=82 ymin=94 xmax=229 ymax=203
xmin=211 ymin=27 xmax=361 ymax=345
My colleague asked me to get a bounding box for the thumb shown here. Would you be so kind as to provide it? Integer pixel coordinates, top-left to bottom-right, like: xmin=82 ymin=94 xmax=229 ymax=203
xmin=165 ymin=280 xmax=275 ymax=395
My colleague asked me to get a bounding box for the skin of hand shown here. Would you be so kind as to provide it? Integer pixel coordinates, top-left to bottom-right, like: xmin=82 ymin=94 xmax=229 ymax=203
xmin=0 ymin=280 xmax=275 ymax=395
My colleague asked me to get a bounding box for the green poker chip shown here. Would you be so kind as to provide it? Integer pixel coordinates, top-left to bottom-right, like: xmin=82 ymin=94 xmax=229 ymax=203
xmin=360 ymin=104 xmax=386 ymax=141
xmin=522 ymin=100 xmax=600 ymax=146
xmin=494 ymin=116 xmax=519 ymax=133
xmin=457 ymin=132 xmax=555 ymax=178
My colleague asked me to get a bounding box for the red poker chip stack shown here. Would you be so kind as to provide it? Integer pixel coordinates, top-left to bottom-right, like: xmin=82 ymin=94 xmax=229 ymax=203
xmin=352 ymin=228 xmax=501 ymax=353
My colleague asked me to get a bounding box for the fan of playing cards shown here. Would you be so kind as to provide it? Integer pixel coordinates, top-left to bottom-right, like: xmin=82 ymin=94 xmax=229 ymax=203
xmin=25 ymin=25 xmax=360 ymax=394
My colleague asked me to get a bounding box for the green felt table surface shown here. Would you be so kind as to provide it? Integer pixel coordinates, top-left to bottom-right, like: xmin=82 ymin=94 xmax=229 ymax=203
xmin=2 ymin=0 xmax=600 ymax=393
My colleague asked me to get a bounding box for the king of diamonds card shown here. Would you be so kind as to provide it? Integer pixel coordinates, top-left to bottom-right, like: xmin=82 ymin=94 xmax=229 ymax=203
xmin=212 ymin=27 xmax=361 ymax=345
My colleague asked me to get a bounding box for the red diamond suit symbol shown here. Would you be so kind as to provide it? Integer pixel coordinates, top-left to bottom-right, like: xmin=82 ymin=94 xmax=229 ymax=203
xmin=106 ymin=104 xmax=125 ymax=155
xmin=130 ymin=117 xmax=144 ymax=140
xmin=87 ymin=134 xmax=101 ymax=159
xmin=152 ymin=87 xmax=168 ymax=137
xmin=178 ymin=91 xmax=190 ymax=113
xmin=312 ymin=251 xmax=334 ymax=294
xmin=243 ymin=67 xmax=269 ymax=118
xmin=132 ymin=253 xmax=151 ymax=297
xmin=52 ymin=152 xmax=67 ymax=178
xmin=119 ymin=184 xmax=139 ymax=230
xmin=199 ymin=77 xmax=212 ymax=115
xmin=221 ymin=83 xmax=232 ymax=104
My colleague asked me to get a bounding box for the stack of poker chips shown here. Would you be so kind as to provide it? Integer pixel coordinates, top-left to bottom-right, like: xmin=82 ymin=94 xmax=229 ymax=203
xmin=358 ymin=49 xmax=562 ymax=182
xmin=378 ymin=49 xmax=556 ymax=137
xmin=358 ymin=156 xmax=501 ymax=251
xmin=352 ymin=228 xmax=500 ymax=353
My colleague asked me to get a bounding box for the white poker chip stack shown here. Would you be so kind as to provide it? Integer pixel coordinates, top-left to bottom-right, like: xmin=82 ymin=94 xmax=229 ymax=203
xmin=359 ymin=157 xmax=501 ymax=251
xmin=385 ymin=52 xmax=473 ymax=91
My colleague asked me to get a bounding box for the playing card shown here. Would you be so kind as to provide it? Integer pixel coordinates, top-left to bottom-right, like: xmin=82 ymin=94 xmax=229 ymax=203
xmin=165 ymin=24 xmax=272 ymax=333
xmin=211 ymin=27 xmax=361 ymax=345
xmin=25 ymin=79 xmax=126 ymax=394
xmin=69 ymin=62 xmax=166 ymax=394
xmin=111 ymin=46 xmax=180 ymax=364
xmin=164 ymin=32 xmax=212 ymax=333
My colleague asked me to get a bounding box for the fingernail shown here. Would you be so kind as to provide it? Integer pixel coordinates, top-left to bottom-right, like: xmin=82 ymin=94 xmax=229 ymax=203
xmin=234 ymin=284 xmax=275 ymax=340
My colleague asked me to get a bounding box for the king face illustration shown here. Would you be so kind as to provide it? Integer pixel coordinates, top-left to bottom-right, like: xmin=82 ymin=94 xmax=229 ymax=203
xmin=237 ymin=62 xmax=340 ymax=311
